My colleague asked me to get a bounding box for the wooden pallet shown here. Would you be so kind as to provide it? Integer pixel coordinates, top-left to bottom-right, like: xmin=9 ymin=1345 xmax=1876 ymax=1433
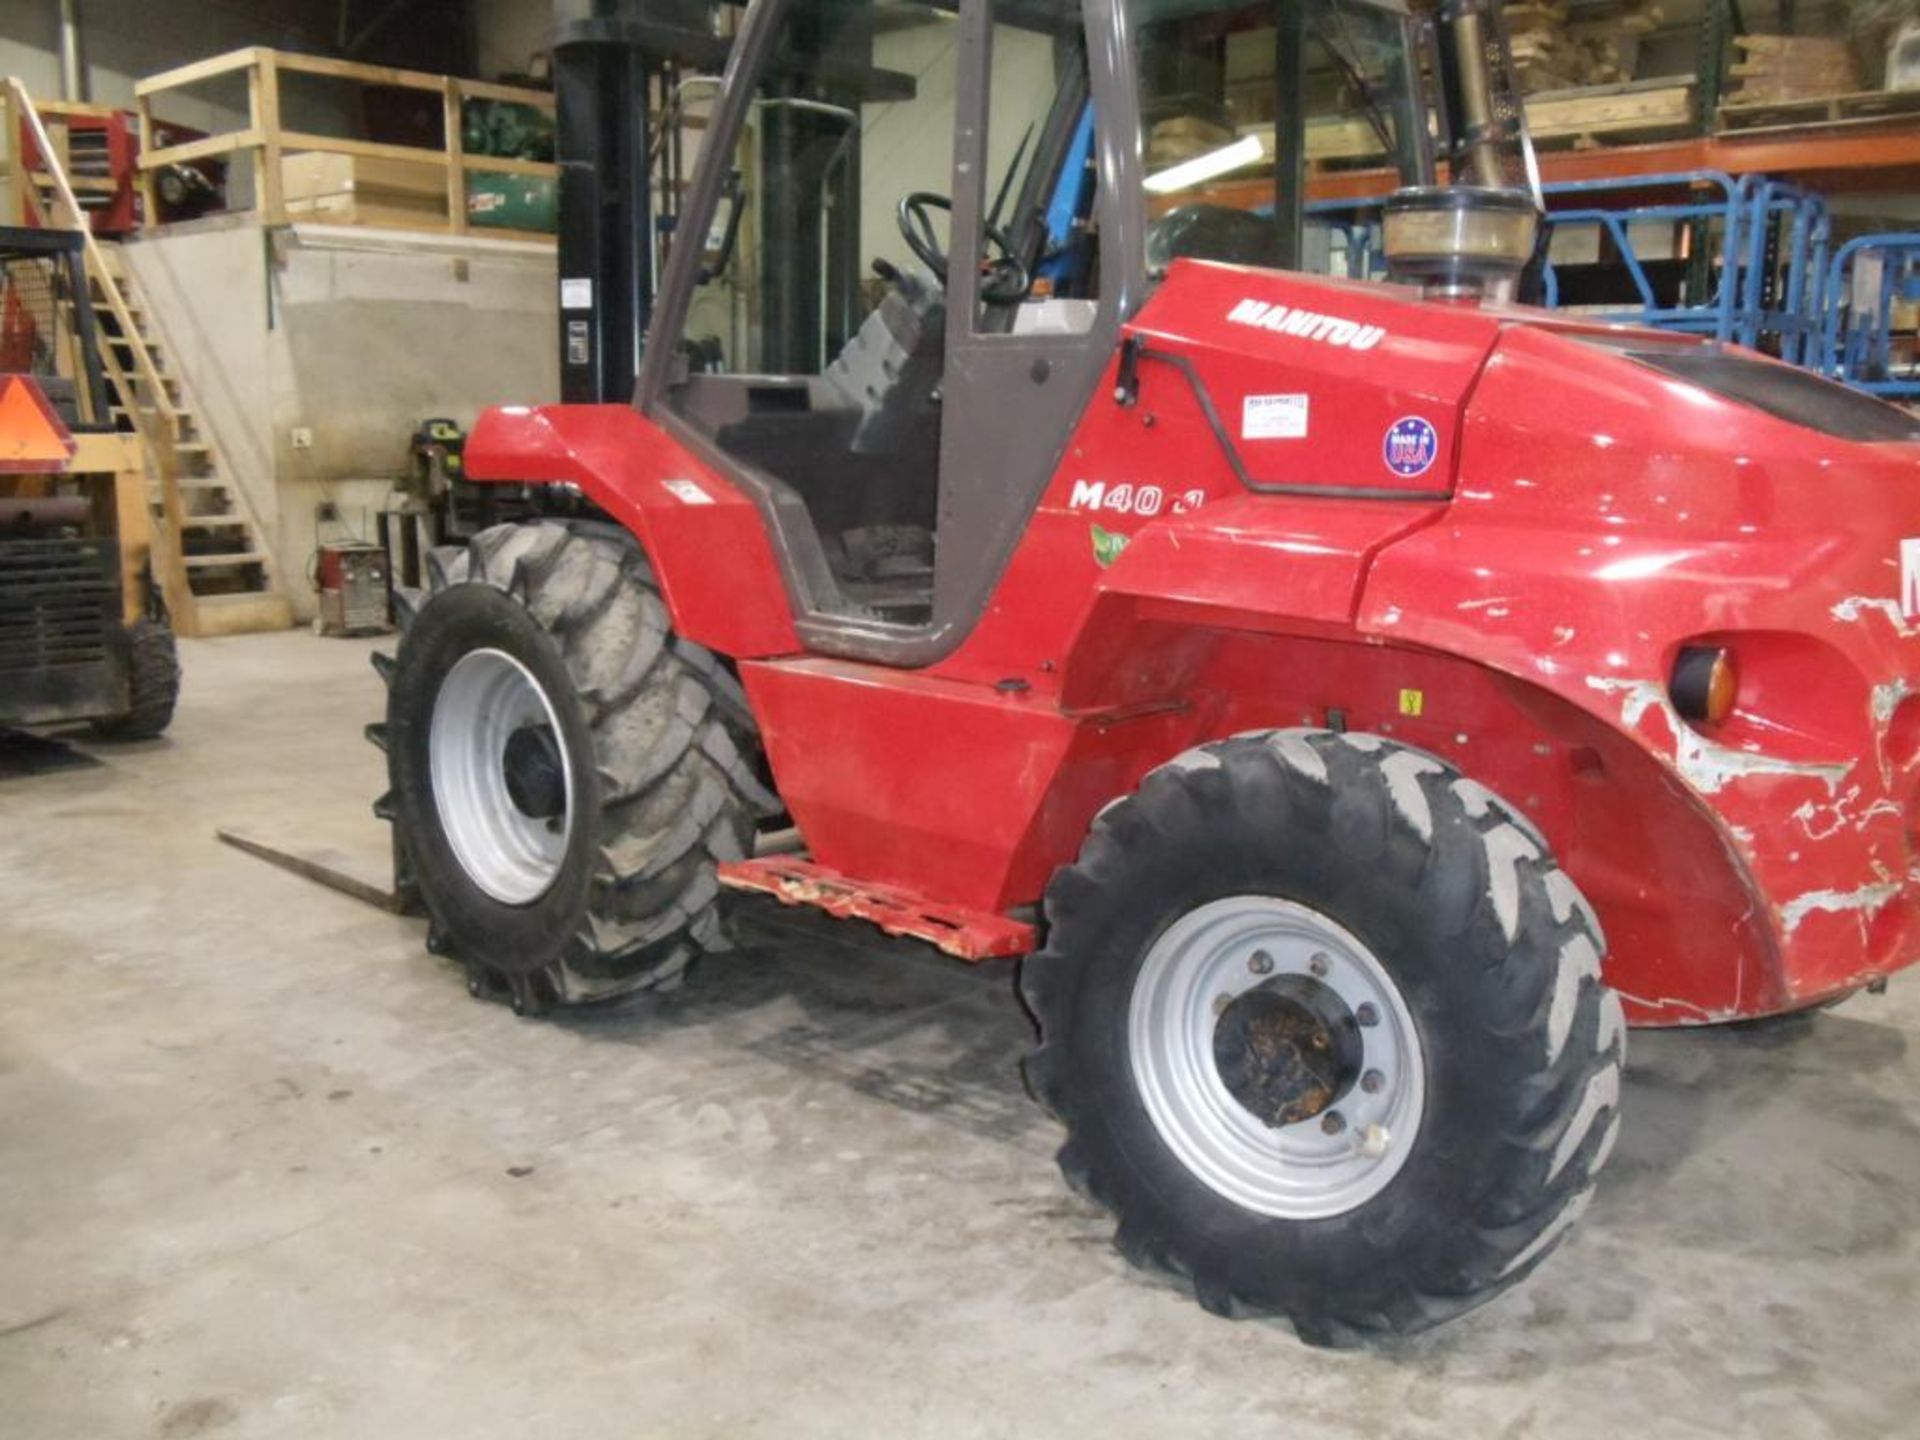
xmin=1719 ymin=87 xmax=1920 ymax=135
xmin=1527 ymin=79 xmax=1697 ymax=148
xmin=1225 ymin=78 xmax=1697 ymax=171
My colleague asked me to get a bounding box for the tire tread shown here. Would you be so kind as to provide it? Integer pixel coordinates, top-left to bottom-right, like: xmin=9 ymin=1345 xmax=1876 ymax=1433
xmin=1021 ymin=726 xmax=1625 ymax=1343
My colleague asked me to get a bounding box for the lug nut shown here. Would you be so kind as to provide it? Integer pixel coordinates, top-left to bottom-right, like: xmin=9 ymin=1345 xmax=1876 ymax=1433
xmin=1360 ymin=1124 xmax=1390 ymax=1158
xmin=1320 ymin=1110 xmax=1346 ymax=1136
xmin=1309 ymin=952 xmax=1330 ymax=978
xmin=1355 ymin=1002 xmax=1380 ymax=1028
xmin=1360 ymin=1069 xmax=1385 ymax=1094
xmin=1213 ymin=993 xmax=1232 ymax=1016
xmin=1248 ymin=950 xmax=1274 ymax=976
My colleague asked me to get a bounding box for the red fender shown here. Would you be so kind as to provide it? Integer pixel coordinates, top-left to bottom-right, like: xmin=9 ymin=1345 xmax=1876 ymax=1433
xmin=466 ymin=404 xmax=800 ymax=659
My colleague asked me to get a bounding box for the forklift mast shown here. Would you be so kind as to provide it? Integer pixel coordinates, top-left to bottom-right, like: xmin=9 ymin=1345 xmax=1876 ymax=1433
xmin=551 ymin=0 xmax=733 ymax=404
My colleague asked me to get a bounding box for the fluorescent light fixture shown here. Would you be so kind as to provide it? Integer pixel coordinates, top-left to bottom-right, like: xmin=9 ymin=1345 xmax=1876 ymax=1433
xmin=1144 ymin=134 xmax=1265 ymax=194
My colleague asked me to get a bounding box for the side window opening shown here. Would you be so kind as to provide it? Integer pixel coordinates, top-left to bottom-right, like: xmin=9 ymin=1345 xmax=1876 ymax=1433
xmin=661 ymin=0 xmax=1099 ymax=635
xmin=667 ymin=0 xmax=963 ymax=627
xmin=1130 ymin=0 xmax=1428 ymax=281
xmin=975 ymin=8 xmax=1098 ymax=335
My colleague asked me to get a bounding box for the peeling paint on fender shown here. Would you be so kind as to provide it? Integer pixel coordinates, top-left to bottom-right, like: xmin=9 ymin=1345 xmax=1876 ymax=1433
xmin=1872 ymin=678 xmax=1912 ymax=725
xmin=1613 ymin=989 xmax=1726 ymax=1024
xmin=1791 ymin=786 xmax=1903 ymax=841
xmin=1832 ymin=596 xmax=1920 ymax=639
xmin=1585 ymin=678 xmax=1852 ymax=796
xmin=1778 ymin=881 xmax=1901 ymax=934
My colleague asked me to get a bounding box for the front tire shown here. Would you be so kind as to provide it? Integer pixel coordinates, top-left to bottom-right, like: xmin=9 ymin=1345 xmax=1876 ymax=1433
xmin=372 ymin=519 xmax=777 ymax=1013
xmin=1022 ymin=729 xmax=1625 ymax=1344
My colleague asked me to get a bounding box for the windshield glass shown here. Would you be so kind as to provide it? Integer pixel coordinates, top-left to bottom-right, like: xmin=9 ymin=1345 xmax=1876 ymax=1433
xmin=1128 ymin=0 xmax=1428 ymax=274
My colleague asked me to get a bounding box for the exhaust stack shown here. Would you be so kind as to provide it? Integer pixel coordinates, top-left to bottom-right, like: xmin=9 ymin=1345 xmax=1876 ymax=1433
xmin=1384 ymin=0 xmax=1543 ymax=300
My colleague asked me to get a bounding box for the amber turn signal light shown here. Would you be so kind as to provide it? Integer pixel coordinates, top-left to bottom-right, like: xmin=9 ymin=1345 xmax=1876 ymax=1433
xmin=1671 ymin=646 xmax=1738 ymax=725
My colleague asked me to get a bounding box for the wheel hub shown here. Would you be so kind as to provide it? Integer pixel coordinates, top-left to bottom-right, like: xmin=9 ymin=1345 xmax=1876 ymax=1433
xmin=1128 ymin=895 xmax=1427 ymax=1220
xmin=1212 ymin=975 xmax=1363 ymax=1128
xmin=503 ymin=723 xmax=566 ymax=820
xmin=428 ymin=648 xmax=575 ymax=906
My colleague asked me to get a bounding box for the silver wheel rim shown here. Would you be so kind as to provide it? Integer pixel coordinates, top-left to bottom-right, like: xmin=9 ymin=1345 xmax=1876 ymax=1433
xmin=1128 ymin=895 xmax=1426 ymax=1219
xmin=429 ymin=648 xmax=574 ymax=905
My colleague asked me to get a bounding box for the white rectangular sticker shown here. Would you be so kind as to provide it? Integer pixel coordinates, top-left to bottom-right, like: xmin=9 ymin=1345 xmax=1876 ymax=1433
xmin=663 ymin=478 xmax=715 ymax=506
xmin=561 ymin=278 xmax=594 ymax=311
xmin=1902 ymin=537 xmax=1920 ymax=619
xmin=1241 ymin=392 xmax=1309 ymax=440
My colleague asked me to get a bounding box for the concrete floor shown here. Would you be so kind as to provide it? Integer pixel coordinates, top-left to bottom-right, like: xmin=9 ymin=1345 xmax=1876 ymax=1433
xmin=3 ymin=630 xmax=1920 ymax=1438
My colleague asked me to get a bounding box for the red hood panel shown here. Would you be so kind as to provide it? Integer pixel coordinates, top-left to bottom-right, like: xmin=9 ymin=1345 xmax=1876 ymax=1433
xmin=1132 ymin=261 xmax=1508 ymax=497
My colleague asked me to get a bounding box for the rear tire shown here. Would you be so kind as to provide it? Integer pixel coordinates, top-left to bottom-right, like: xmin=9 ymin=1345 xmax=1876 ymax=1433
xmin=90 ymin=618 xmax=180 ymax=740
xmin=372 ymin=519 xmax=777 ymax=1013
xmin=1022 ymin=729 xmax=1625 ymax=1344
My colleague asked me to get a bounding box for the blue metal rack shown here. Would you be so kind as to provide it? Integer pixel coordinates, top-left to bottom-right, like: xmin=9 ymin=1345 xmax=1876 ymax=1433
xmin=1538 ymin=171 xmax=1745 ymax=340
xmin=1533 ymin=171 xmax=1830 ymax=357
xmin=1307 ymin=172 xmax=1918 ymax=405
xmin=1306 ymin=173 xmax=1899 ymax=394
xmin=1814 ymin=234 xmax=1920 ymax=402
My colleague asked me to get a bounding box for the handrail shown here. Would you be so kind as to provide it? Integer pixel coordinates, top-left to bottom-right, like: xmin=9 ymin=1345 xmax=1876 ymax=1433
xmin=7 ymin=75 xmax=193 ymax=619
xmin=136 ymin=46 xmax=556 ymax=237
xmin=7 ymin=78 xmax=181 ymax=427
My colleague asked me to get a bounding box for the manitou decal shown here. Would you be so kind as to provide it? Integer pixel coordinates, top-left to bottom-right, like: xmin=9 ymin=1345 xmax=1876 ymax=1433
xmin=1903 ymin=538 xmax=1920 ymax=620
xmin=1226 ymin=299 xmax=1386 ymax=352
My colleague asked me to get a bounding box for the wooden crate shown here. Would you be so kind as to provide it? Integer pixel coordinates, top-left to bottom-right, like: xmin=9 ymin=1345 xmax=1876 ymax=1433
xmin=1728 ymin=35 xmax=1862 ymax=105
xmin=282 ymin=152 xmax=443 ymax=202
xmin=283 ymin=193 xmax=449 ymax=230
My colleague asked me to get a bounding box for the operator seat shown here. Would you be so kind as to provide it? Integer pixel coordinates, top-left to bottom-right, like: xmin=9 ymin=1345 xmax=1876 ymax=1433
xmin=822 ymin=259 xmax=946 ymax=456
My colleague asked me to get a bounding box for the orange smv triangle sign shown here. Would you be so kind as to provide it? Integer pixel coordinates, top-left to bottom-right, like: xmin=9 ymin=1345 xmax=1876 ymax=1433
xmin=0 ymin=374 xmax=77 ymax=473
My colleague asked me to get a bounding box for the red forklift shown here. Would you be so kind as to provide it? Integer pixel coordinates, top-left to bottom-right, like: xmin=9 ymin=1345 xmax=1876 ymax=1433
xmin=369 ymin=0 xmax=1920 ymax=1342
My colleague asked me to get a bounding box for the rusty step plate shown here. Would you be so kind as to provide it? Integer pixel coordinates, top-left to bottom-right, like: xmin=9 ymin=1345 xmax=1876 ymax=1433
xmin=717 ymin=856 xmax=1035 ymax=962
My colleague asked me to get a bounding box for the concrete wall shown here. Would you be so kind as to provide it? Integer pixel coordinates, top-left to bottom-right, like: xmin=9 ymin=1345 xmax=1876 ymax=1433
xmin=124 ymin=218 xmax=558 ymax=619
xmin=472 ymin=0 xmax=552 ymax=83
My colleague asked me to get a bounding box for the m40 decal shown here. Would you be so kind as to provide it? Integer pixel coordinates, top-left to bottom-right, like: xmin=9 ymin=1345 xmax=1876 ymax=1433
xmin=1067 ymin=479 xmax=1207 ymax=517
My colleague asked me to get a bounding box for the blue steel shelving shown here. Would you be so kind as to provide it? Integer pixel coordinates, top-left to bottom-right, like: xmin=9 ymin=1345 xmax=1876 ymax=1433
xmin=1307 ymin=172 xmax=1920 ymax=404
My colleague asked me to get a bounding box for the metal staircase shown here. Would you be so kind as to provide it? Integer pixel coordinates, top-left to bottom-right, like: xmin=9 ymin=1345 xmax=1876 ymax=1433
xmin=6 ymin=78 xmax=291 ymax=637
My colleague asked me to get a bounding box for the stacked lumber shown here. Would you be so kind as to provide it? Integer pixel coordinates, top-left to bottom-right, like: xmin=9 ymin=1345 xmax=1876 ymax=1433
xmin=1728 ymin=35 xmax=1863 ymax=104
xmin=1508 ymin=2 xmax=1665 ymax=94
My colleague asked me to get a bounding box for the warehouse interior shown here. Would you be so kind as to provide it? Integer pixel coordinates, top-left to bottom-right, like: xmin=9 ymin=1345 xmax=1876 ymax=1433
xmin=4 ymin=1 xmax=1920 ymax=1435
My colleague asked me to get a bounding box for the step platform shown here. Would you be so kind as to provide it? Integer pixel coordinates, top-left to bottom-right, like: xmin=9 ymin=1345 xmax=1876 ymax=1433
xmin=717 ymin=857 xmax=1035 ymax=962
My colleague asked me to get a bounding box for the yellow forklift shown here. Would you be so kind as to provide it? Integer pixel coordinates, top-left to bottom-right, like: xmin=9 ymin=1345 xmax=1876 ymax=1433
xmin=0 ymin=226 xmax=177 ymax=739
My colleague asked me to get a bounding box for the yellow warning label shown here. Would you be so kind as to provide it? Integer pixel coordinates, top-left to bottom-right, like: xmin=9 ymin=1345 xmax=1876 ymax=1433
xmin=1398 ymin=688 xmax=1424 ymax=718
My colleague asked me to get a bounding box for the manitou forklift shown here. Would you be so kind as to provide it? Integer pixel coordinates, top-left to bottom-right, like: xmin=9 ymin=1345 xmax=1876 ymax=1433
xmin=1 ymin=227 xmax=178 ymax=741
xmin=370 ymin=0 xmax=1920 ymax=1342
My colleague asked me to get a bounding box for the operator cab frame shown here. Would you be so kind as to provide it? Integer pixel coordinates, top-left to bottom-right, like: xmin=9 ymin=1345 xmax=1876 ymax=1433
xmin=634 ymin=0 xmax=1432 ymax=666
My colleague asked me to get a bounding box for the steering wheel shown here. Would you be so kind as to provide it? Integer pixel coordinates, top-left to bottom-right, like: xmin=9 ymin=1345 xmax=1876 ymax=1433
xmin=896 ymin=192 xmax=1031 ymax=305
